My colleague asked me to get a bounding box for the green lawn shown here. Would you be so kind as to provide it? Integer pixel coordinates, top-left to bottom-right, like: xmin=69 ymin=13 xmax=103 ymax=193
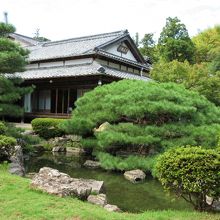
xmin=0 ymin=164 xmax=220 ymax=220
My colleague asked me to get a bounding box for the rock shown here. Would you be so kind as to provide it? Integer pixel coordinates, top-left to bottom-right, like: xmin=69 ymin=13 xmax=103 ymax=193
xmin=87 ymin=194 xmax=107 ymax=207
xmin=84 ymin=160 xmax=101 ymax=169
xmin=66 ymin=147 xmax=85 ymax=155
xmin=94 ymin=122 xmax=110 ymax=132
xmin=206 ymin=196 xmax=220 ymax=210
xmin=65 ymin=135 xmax=81 ymax=142
xmin=31 ymin=167 xmax=104 ymax=199
xmin=104 ymin=204 xmax=121 ymax=212
xmin=9 ymin=145 xmax=25 ymax=177
xmin=52 ymin=146 xmax=66 ymax=152
xmin=124 ymin=169 xmax=146 ymax=183
xmin=22 ymin=130 xmax=35 ymax=135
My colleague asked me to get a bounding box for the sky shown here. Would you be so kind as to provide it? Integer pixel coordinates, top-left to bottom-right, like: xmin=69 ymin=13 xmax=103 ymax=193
xmin=0 ymin=0 xmax=220 ymax=41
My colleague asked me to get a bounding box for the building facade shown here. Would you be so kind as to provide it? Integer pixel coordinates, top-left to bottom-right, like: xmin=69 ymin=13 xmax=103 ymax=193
xmin=11 ymin=30 xmax=151 ymax=119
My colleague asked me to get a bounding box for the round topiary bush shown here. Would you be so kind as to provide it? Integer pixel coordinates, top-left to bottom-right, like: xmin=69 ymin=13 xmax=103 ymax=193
xmin=155 ymin=146 xmax=220 ymax=211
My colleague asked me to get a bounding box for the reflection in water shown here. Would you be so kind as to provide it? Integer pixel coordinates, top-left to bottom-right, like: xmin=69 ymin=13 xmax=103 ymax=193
xmin=25 ymin=152 xmax=191 ymax=213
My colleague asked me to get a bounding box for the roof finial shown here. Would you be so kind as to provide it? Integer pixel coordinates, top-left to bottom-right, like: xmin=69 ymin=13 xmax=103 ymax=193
xmin=4 ymin=12 xmax=8 ymax=24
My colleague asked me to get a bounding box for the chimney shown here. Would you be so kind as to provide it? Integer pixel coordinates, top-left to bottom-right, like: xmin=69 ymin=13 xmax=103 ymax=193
xmin=4 ymin=12 xmax=8 ymax=24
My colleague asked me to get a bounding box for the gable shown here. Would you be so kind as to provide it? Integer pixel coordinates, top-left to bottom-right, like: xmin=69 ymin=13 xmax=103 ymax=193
xmin=104 ymin=41 xmax=137 ymax=62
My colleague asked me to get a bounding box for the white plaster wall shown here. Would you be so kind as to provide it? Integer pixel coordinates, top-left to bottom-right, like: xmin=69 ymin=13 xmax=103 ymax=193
xmin=65 ymin=58 xmax=93 ymax=66
xmin=40 ymin=61 xmax=64 ymax=68
xmin=105 ymin=42 xmax=137 ymax=62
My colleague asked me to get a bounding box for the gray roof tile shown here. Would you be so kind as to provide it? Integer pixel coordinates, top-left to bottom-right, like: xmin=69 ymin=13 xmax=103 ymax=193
xmin=27 ymin=30 xmax=127 ymax=61
xmin=14 ymin=61 xmax=150 ymax=81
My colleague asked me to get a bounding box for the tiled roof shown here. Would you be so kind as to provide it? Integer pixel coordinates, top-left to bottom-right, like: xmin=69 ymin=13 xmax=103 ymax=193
xmin=14 ymin=61 xmax=150 ymax=81
xmin=9 ymin=33 xmax=39 ymax=46
xmin=27 ymin=30 xmax=128 ymax=61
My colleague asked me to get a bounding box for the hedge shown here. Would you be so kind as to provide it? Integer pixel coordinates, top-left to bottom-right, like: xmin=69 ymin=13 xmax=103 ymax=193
xmin=31 ymin=118 xmax=66 ymax=139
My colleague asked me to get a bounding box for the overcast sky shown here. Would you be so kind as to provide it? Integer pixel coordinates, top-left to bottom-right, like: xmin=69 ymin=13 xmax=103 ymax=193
xmin=0 ymin=0 xmax=219 ymax=41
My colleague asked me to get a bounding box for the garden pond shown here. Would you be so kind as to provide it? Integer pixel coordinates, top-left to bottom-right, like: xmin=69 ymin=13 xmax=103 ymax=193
xmin=24 ymin=152 xmax=191 ymax=213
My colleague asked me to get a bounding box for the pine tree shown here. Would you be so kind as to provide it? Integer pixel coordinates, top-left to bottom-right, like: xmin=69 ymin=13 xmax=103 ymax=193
xmin=0 ymin=22 xmax=33 ymax=118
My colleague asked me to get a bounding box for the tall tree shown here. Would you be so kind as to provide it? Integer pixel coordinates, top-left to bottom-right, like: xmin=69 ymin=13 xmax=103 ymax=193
xmin=0 ymin=22 xmax=33 ymax=118
xmin=139 ymin=33 xmax=158 ymax=63
xmin=158 ymin=17 xmax=195 ymax=63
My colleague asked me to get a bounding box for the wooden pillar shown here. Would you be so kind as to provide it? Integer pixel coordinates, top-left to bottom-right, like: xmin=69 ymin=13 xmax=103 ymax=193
xmin=62 ymin=90 xmax=64 ymax=114
xmin=67 ymin=88 xmax=70 ymax=115
xmin=55 ymin=88 xmax=58 ymax=114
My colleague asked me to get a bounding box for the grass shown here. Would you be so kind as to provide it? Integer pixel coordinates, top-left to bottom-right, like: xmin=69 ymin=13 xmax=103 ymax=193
xmin=0 ymin=164 xmax=220 ymax=220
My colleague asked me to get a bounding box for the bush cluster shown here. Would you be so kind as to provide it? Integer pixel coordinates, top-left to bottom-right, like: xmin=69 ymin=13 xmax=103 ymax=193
xmin=0 ymin=121 xmax=6 ymax=134
xmin=155 ymin=146 xmax=220 ymax=211
xmin=0 ymin=135 xmax=16 ymax=159
xmin=31 ymin=118 xmax=66 ymax=139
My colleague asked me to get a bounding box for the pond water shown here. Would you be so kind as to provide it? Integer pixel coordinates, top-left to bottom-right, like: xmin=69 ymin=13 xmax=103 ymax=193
xmin=24 ymin=152 xmax=191 ymax=213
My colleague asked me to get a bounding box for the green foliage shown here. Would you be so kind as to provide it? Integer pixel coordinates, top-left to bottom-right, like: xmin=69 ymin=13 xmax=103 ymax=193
xmin=0 ymin=135 xmax=16 ymax=160
xmin=155 ymin=146 xmax=220 ymax=211
xmin=31 ymin=118 xmax=66 ymax=139
xmin=3 ymin=123 xmax=41 ymax=151
xmin=139 ymin=33 xmax=158 ymax=63
xmin=64 ymin=80 xmax=220 ymax=158
xmin=0 ymin=22 xmax=33 ymax=117
xmin=0 ymin=121 xmax=6 ymax=134
xmin=0 ymin=76 xmax=33 ymax=117
xmin=97 ymin=152 xmax=156 ymax=172
xmin=0 ymin=135 xmax=16 ymax=148
xmin=192 ymin=25 xmax=220 ymax=63
xmin=150 ymin=60 xmax=220 ymax=106
xmin=0 ymin=23 xmax=15 ymax=37
xmin=158 ymin=17 xmax=195 ymax=63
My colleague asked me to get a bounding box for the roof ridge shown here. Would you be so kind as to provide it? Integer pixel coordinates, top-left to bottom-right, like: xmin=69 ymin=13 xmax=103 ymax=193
xmin=10 ymin=33 xmax=39 ymax=41
xmin=43 ymin=30 xmax=127 ymax=47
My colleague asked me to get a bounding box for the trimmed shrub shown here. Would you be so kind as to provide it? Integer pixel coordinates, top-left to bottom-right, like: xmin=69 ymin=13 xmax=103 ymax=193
xmin=155 ymin=146 xmax=220 ymax=211
xmin=0 ymin=121 xmax=6 ymax=134
xmin=0 ymin=135 xmax=16 ymax=160
xmin=31 ymin=118 xmax=66 ymax=139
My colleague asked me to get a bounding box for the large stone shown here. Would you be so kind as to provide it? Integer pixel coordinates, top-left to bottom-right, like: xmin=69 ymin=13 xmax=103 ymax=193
xmin=66 ymin=147 xmax=85 ymax=155
xmin=31 ymin=167 xmax=104 ymax=199
xmin=9 ymin=145 xmax=25 ymax=177
xmin=94 ymin=122 xmax=110 ymax=133
xmin=52 ymin=146 xmax=66 ymax=152
xmin=87 ymin=194 xmax=107 ymax=207
xmin=104 ymin=204 xmax=121 ymax=212
xmin=84 ymin=160 xmax=101 ymax=169
xmin=124 ymin=169 xmax=146 ymax=183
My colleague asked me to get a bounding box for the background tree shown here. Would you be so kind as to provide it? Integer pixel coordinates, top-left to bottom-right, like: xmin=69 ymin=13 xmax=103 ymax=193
xmin=33 ymin=28 xmax=50 ymax=42
xmin=0 ymin=22 xmax=33 ymax=118
xmin=158 ymin=17 xmax=195 ymax=63
xmin=151 ymin=25 xmax=220 ymax=106
xmin=155 ymin=147 xmax=220 ymax=211
xmin=192 ymin=25 xmax=220 ymax=63
xmin=139 ymin=33 xmax=158 ymax=63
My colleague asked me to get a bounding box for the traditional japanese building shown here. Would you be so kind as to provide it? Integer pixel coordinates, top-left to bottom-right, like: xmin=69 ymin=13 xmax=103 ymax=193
xmin=11 ymin=30 xmax=151 ymax=119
